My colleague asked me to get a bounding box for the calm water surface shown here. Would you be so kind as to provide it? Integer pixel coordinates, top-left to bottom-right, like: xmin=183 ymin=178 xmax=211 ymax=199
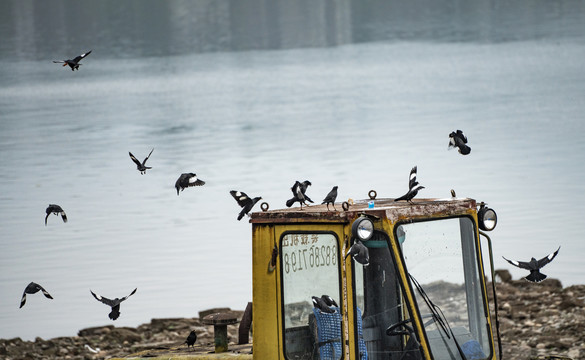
xmin=1 ymin=0 xmax=585 ymax=341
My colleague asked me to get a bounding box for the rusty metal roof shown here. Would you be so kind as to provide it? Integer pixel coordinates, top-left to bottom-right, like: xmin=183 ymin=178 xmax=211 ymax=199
xmin=250 ymin=197 xmax=477 ymax=224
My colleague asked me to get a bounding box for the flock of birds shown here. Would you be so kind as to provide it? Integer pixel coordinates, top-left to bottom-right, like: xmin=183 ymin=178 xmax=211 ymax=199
xmin=23 ymin=52 xmax=559 ymax=349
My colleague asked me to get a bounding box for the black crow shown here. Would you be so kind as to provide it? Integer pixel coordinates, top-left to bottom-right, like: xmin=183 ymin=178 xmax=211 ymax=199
xmin=394 ymin=166 xmax=425 ymax=204
xmin=448 ymin=130 xmax=471 ymax=155
xmin=129 ymin=148 xmax=154 ymax=174
xmin=320 ymin=294 xmax=338 ymax=308
xmin=230 ymin=190 xmax=262 ymax=220
xmin=45 ymin=204 xmax=67 ymax=226
xmin=503 ymin=247 xmax=560 ymax=283
xmin=286 ymin=180 xmax=313 ymax=209
xmin=321 ymin=186 xmax=338 ymax=211
xmin=312 ymin=296 xmax=335 ymax=314
xmin=345 ymin=240 xmax=369 ymax=266
xmin=175 ymin=173 xmax=205 ymax=195
xmin=185 ymin=330 xmax=197 ymax=349
xmin=20 ymin=282 xmax=53 ymax=308
xmin=53 ymin=50 xmax=92 ymax=71
xmin=90 ymin=288 xmax=137 ymax=320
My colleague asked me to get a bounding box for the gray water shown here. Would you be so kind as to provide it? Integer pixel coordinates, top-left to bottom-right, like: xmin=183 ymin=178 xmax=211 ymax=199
xmin=1 ymin=0 xmax=585 ymax=341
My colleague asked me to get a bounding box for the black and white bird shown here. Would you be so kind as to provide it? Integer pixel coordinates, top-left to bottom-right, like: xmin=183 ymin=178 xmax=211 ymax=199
xmin=20 ymin=282 xmax=53 ymax=308
xmin=320 ymin=294 xmax=338 ymax=308
xmin=448 ymin=130 xmax=471 ymax=155
xmin=53 ymin=50 xmax=92 ymax=71
xmin=230 ymin=190 xmax=262 ymax=221
xmin=90 ymin=288 xmax=137 ymax=320
xmin=45 ymin=204 xmax=67 ymax=226
xmin=321 ymin=186 xmax=338 ymax=211
xmin=129 ymin=148 xmax=154 ymax=174
xmin=503 ymin=247 xmax=560 ymax=283
xmin=175 ymin=173 xmax=205 ymax=195
xmin=394 ymin=166 xmax=425 ymax=204
xmin=345 ymin=240 xmax=369 ymax=266
xmin=185 ymin=330 xmax=197 ymax=349
xmin=312 ymin=296 xmax=335 ymax=314
xmin=286 ymin=180 xmax=313 ymax=209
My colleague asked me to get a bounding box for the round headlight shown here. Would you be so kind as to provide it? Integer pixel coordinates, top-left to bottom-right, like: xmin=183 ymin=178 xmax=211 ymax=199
xmin=478 ymin=204 xmax=497 ymax=231
xmin=352 ymin=216 xmax=374 ymax=241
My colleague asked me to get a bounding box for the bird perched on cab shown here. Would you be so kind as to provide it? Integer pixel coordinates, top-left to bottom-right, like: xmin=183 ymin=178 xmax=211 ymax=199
xmin=320 ymin=294 xmax=338 ymax=308
xmin=503 ymin=247 xmax=560 ymax=283
xmin=448 ymin=129 xmax=471 ymax=155
xmin=45 ymin=204 xmax=67 ymax=226
xmin=230 ymin=190 xmax=262 ymax=221
xmin=129 ymin=148 xmax=154 ymax=174
xmin=90 ymin=288 xmax=137 ymax=320
xmin=312 ymin=296 xmax=336 ymax=314
xmin=175 ymin=173 xmax=205 ymax=195
xmin=20 ymin=282 xmax=53 ymax=308
xmin=53 ymin=50 xmax=92 ymax=71
xmin=345 ymin=240 xmax=369 ymax=266
xmin=286 ymin=180 xmax=313 ymax=209
xmin=321 ymin=186 xmax=338 ymax=211
xmin=185 ymin=330 xmax=197 ymax=349
xmin=394 ymin=166 xmax=425 ymax=204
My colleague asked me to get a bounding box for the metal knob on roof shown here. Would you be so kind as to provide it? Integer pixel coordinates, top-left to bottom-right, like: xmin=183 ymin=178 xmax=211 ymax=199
xmin=202 ymin=312 xmax=240 ymax=353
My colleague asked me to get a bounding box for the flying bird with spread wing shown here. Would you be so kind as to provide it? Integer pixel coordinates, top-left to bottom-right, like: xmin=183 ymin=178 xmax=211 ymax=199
xmin=53 ymin=50 xmax=92 ymax=71
xmin=175 ymin=173 xmax=205 ymax=195
xmin=45 ymin=204 xmax=67 ymax=226
xmin=20 ymin=282 xmax=53 ymax=308
xmin=90 ymin=288 xmax=137 ymax=320
xmin=503 ymin=247 xmax=560 ymax=283
xmin=230 ymin=190 xmax=262 ymax=220
xmin=448 ymin=130 xmax=471 ymax=155
xmin=129 ymin=148 xmax=154 ymax=174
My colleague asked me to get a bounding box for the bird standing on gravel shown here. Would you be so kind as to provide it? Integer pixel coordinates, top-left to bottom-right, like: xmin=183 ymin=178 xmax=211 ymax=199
xmin=230 ymin=190 xmax=262 ymax=221
xmin=53 ymin=50 xmax=92 ymax=71
xmin=321 ymin=186 xmax=338 ymax=211
xmin=448 ymin=129 xmax=471 ymax=155
xmin=129 ymin=149 xmax=154 ymax=174
xmin=503 ymin=247 xmax=560 ymax=283
xmin=20 ymin=282 xmax=53 ymax=308
xmin=45 ymin=204 xmax=67 ymax=226
xmin=90 ymin=288 xmax=137 ymax=320
xmin=394 ymin=166 xmax=424 ymax=204
xmin=175 ymin=173 xmax=205 ymax=195
xmin=185 ymin=330 xmax=197 ymax=349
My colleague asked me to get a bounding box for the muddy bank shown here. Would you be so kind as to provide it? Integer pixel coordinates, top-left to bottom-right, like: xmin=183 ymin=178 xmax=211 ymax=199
xmin=2 ymin=273 xmax=585 ymax=359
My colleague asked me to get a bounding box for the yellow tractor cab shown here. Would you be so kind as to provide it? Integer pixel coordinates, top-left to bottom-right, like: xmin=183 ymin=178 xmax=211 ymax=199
xmin=250 ymin=195 xmax=500 ymax=360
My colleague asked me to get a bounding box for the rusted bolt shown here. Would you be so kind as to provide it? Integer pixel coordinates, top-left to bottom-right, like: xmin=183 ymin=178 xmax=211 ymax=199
xmin=261 ymin=202 xmax=269 ymax=211
xmin=202 ymin=312 xmax=240 ymax=353
xmin=368 ymin=190 xmax=377 ymax=200
xmin=342 ymin=201 xmax=350 ymax=211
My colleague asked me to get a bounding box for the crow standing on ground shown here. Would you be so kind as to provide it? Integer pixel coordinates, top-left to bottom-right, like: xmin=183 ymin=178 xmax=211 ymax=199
xmin=45 ymin=204 xmax=67 ymax=226
xmin=230 ymin=190 xmax=262 ymax=220
xmin=129 ymin=148 xmax=154 ymax=174
xmin=90 ymin=288 xmax=137 ymax=320
xmin=175 ymin=173 xmax=205 ymax=195
xmin=53 ymin=50 xmax=92 ymax=71
xmin=503 ymin=247 xmax=560 ymax=283
xmin=448 ymin=130 xmax=471 ymax=155
xmin=394 ymin=166 xmax=425 ymax=204
xmin=321 ymin=186 xmax=338 ymax=211
xmin=20 ymin=282 xmax=53 ymax=308
xmin=185 ymin=330 xmax=197 ymax=349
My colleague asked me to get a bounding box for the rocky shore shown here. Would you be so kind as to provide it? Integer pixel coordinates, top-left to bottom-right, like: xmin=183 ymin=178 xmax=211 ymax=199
xmin=2 ymin=271 xmax=584 ymax=360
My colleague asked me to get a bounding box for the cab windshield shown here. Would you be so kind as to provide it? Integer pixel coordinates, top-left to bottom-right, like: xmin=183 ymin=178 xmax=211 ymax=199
xmin=397 ymin=217 xmax=492 ymax=360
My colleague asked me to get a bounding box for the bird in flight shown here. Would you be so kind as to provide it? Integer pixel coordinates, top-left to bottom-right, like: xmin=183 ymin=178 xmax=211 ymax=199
xmin=448 ymin=130 xmax=471 ymax=155
xmin=20 ymin=282 xmax=53 ymax=308
xmin=90 ymin=288 xmax=137 ymax=320
xmin=321 ymin=186 xmax=338 ymax=211
xmin=129 ymin=149 xmax=154 ymax=174
xmin=175 ymin=173 xmax=205 ymax=195
xmin=230 ymin=190 xmax=262 ymax=221
xmin=53 ymin=50 xmax=92 ymax=71
xmin=45 ymin=204 xmax=67 ymax=226
xmin=394 ymin=166 xmax=425 ymax=204
xmin=503 ymin=247 xmax=560 ymax=283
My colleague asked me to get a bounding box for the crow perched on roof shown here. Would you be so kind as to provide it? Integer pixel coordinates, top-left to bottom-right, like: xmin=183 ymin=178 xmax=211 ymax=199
xmin=45 ymin=204 xmax=67 ymax=226
xmin=286 ymin=180 xmax=313 ymax=209
xmin=129 ymin=149 xmax=154 ymax=174
xmin=90 ymin=288 xmax=137 ymax=320
xmin=53 ymin=50 xmax=92 ymax=71
xmin=448 ymin=130 xmax=471 ymax=155
xmin=394 ymin=166 xmax=425 ymax=204
xmin=312 ymin=296 xmax=335 ymax=314
xmin=175 ymin=173 xmax=205 ymax=195
xmin=345 ymin=240 xmax=369 ymax=266
xmin=503 ymin=247 xmax=560 ymax=283
xmin=321 ymin=186 xmax=338 ymax=211
xmin=185 ymin=330 xmax=197 ymax=349
xmin=230 ymin=190 xmax=262 ymax=220
xmin=20 ymin=282 xmax=53 ymax=308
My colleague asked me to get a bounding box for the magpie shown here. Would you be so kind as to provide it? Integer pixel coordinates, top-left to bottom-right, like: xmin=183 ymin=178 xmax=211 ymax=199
xmin=175 ymin=173 xmax=205 ymax=195
xmin=20 ymin=282 xmax=53 ymax=308
xmin=230 ymin=190 xmax=262 ymax=221
xmin=129 ymin=148 xmax=154 ymax=174
xmin=503 ymin=247 xmax=560 ymax=283
xmin=321 ymin=186 xmax=338 ymax=211
xmin=312 ymin=296 xmax=335 ymax=314
xmin=394 ymin=166 xmax=425 ymax=204
xmin=185 ymin=330 xmax=197 ymax=349
xmin=320 ymin=294 xmax=338 ymax=308
xmin=53 ymin=50 xmax=92 ymax=71
xmin=448 ymin=130 xmax=471 ymax=155
xmin=90 ymin=288 xmax=137 ymax=320
xmin=45 ymin=204 xmax=67 ymax=226
xmin=286 ymin=180 xmax=313 ymax=209
xmin=345 ymin=240 xmax=369 ymax=266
